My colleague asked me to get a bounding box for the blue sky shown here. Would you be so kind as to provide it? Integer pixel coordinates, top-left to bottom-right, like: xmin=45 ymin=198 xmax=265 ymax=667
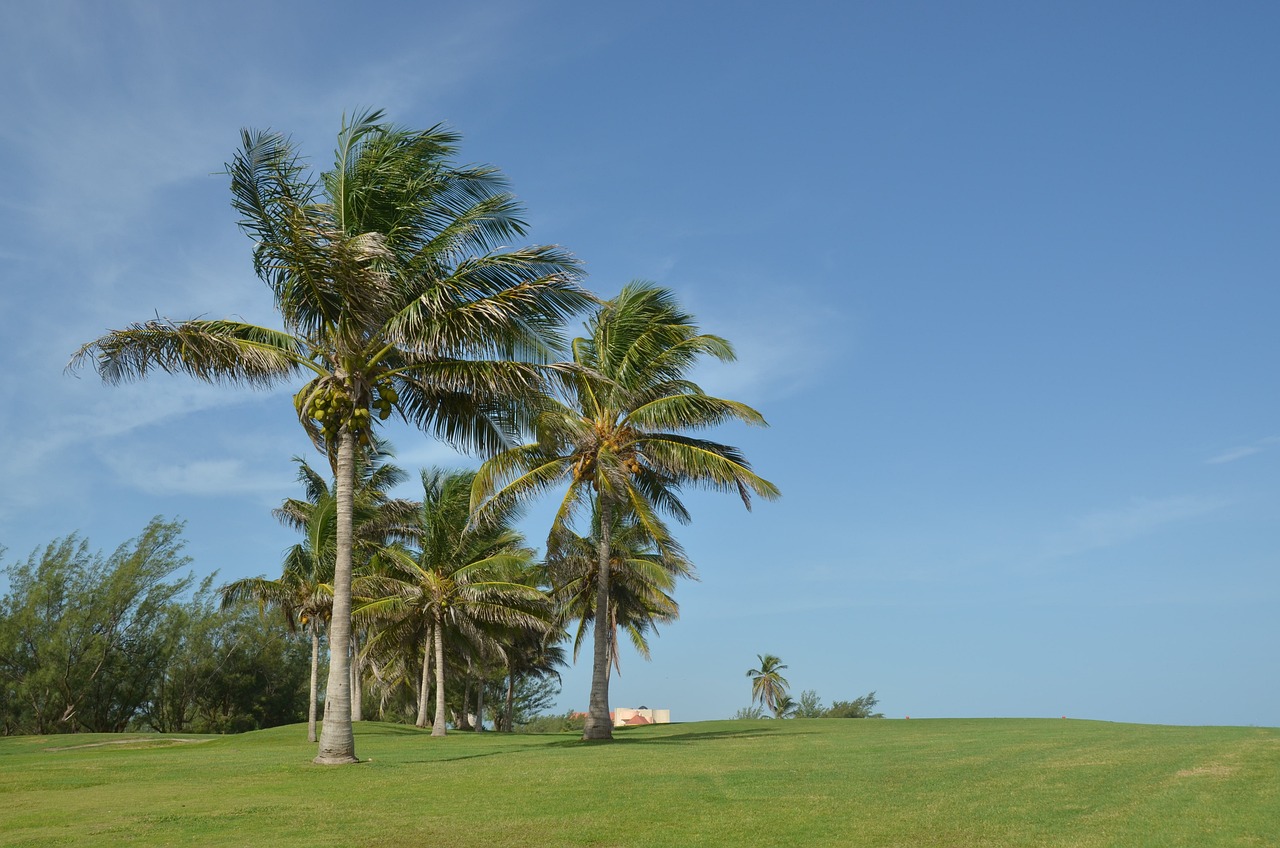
xmin=1 ymin=1 xmax=1276 ymax=726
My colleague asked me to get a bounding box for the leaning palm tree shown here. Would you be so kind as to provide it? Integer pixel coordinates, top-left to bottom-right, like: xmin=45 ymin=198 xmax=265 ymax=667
xmin=747 ymin=653 xmax=790 ymax=718
xmin=473 ymin=282 xmax=780 ymax=740
xmin=357 ymin=467 xmax=552 ymax=736
xmin=71 ymin=111 xmax=591 ymax=763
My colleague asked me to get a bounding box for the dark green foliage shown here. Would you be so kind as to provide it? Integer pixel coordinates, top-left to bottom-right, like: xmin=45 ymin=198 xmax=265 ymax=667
xmin=518 ymin=710 xmax=586 ymax=734
xmin=175 ymin=602 xmax=310 ymax=734
xmin=0 ymin=521 xmax=309 ymax=736
xmin=487 ymin=674 xmax=561 ymax=730
xmin=796 ymin=689 xmax=825 ymax=718
xmin=0 ymin=519 xmax=193 ymax=734
xmin=824 ymin=691 xmax=882 ymax=718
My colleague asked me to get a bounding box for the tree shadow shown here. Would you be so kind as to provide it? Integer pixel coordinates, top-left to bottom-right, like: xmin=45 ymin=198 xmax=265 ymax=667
xmin=352 ymin=723 xmax=435 ymax=737
xmin=546 ymin=724 xmax=798 ymax=748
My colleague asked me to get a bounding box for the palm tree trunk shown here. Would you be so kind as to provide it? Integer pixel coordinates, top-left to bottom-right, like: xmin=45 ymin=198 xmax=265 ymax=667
xmin=474 ymin=666 xmax=485 ymax=732
xmin=350 ymin=629 xmax=363 ymax=722
xmin=583 ymin=496 xmax=614 ymax=740
xmin=307 ymin=628 xmax=319 ymax=743
xmin=432 ymin=610 xmax=448 ymax=737
xmin=504 ymin=668 xmax=516 ymax=732
xmin=315 ymin=425 xmax=358 ymax=764
xmin=415 ymin=628 xmax=431 ymax=728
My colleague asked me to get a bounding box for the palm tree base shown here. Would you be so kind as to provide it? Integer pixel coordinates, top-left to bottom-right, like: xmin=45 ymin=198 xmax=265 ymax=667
xmin=312 ymin=753 xmax=360 ymax=765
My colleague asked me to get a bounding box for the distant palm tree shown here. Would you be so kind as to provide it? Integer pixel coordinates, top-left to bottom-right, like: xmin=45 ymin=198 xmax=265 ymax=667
xmin=497 ymin=627 xmax=567 ymax=732
xmin=219 ymin=536 xmax=332 ymax=743
xmin=474 ymin=282 xmax=779 ymax=740
xmin=548 ymin=508 xmax=692 ymax=679
xmin=72 ymin=110 xmax=591 ymax=763
xmin=221 ymin=450 xmax=410 ymax=741
xmin=747 ymin=654 xmax=790 ymax=718
xmin=358 ymin=467 xmax=552 ymax=736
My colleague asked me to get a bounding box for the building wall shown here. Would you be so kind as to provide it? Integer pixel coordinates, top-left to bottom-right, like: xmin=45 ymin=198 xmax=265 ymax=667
xmin=612 ymin=707 xmax=671 ymax=726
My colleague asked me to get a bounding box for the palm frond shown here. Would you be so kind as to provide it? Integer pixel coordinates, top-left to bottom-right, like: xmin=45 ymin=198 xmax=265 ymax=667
xmin=69 ymin=319 xmax=305 ymax=386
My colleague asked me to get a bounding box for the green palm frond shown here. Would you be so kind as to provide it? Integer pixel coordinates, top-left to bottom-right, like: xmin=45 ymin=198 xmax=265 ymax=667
xmin=69 ymin=319 xmax=305 ymax=386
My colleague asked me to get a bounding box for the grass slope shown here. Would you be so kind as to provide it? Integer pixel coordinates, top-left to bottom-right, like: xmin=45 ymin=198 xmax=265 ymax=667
xmin=1 ymin=719 xmax=1276 ymax=847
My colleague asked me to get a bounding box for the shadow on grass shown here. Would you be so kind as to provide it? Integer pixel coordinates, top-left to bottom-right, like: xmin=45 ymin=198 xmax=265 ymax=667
xmin=550 ymin=725 xmax=801 ymax=748
xmin=353 ymin=723 xmax=435 ymax=737
xmin=395 ymin=725 xmax=795 ymax=764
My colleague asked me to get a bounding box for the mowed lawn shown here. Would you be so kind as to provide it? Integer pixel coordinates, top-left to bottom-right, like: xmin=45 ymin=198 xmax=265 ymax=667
xmin=1 ymin=718 xmax=1276 ymax=847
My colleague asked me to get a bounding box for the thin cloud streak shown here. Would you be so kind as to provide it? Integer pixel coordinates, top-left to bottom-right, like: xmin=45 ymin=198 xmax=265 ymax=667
xmin=1207 ymin=436 xmax=1280 ymax=465
xmin=1045 ymin=495 xmax=1229 ymax=559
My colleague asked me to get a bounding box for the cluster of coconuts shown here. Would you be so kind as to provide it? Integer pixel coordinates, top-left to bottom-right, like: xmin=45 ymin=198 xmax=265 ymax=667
xmin=295 ymin=378 xmax=399 ymax=447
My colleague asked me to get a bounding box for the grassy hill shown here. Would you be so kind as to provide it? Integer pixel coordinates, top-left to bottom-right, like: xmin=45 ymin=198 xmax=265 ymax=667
xmin=1 ymin=718 xmax=1276 ymax=846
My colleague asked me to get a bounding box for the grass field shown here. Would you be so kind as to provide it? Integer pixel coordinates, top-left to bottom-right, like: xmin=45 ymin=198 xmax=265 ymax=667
xmin=1 ymin=718 xmax=1277 ymax=847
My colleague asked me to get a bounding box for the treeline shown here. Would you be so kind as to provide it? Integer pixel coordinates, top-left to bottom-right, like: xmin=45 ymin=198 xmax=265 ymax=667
xmin=0 ymin=519 xmax=309 ymax=736
xmin=0 ymin=515 xmax=566 ymax=738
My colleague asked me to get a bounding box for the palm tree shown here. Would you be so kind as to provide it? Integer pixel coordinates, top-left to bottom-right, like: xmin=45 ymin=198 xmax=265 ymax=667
xmin=747 ymin=653 xmax=790 ymax=718
xmin=71 ymin=111 xmax=591 ymax=763
xmin=271 ymin=449 xmax=414 ymax=726
xmin=549 ymin=508 xmax=692 ymax=680
xmin=473 ymin=282 xmax=780 ymax=740
xmin=219 ymin=539 xmax=332 ymax=743
xmin=220 ymin=450 xmax=409 ymax=742
xmin=497 ymin=626 xmax=567 ymax=732
xmin=357 ymin=467 xmax=552 ymax=736
xmin=278 ymin=446 xmax=415 ymax=722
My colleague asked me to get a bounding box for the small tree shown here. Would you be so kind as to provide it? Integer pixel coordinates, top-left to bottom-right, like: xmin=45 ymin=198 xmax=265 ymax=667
xmin=746 ymin=653 xmax=790 ymax=718
xmin=825 ymin=691 xmax=882 ymax=718
xmin=795 ymin=689 xmax=825 ymax=718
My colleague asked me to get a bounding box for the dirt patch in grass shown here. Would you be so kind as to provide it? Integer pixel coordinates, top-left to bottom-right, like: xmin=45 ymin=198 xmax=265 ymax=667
xmin=1175 ymin=763 xmax=1238 ymax=778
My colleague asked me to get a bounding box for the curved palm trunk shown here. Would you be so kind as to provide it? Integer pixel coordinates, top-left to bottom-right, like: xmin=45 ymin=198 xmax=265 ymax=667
xmin=583 ymin=497 xmax=614 ymax=740
xmin=432 ymin=610 xmax=448 ymax=737
xmin=307 ymin=628 xmax=320 ymax=743
xmin=415 ymin=628 xmax=432 ymax=728
xmin=315 ymin=427 xmax=358 ymax=764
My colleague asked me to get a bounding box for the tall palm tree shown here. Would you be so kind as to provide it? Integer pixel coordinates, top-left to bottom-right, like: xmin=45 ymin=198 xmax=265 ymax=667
xmin=271 ymin=449 xmax=414 ymax=726
xmin=71 ymin=111 xmax=591 ymax=763
xmin=473 ymin=282 xmax=780 ymax=740
xmin=220 ymin=450 xmax=409 ymax=742
xmin=747 ymin=653 xmax=790 ymax=718
xmin=357 ymin=467 xmax=552 ymax=736
xmin=549 ymin=509 xmax=692 ymax=679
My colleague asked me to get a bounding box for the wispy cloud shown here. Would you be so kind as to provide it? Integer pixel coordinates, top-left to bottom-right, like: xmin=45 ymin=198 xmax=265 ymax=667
xmin=1207 ymin=436 xmax=1280 ymax=465
xmin=690 ymin=298 xmax=846 ymax=404
xmin=1046 ymin=494 xmax=1228 ymax=559
xmin=101 ymin=454 xmax=292 ymax=499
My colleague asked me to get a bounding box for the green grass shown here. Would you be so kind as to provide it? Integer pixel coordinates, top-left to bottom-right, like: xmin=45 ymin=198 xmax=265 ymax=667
xmin=1 ymin=718 xmax=1276 ymax=846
